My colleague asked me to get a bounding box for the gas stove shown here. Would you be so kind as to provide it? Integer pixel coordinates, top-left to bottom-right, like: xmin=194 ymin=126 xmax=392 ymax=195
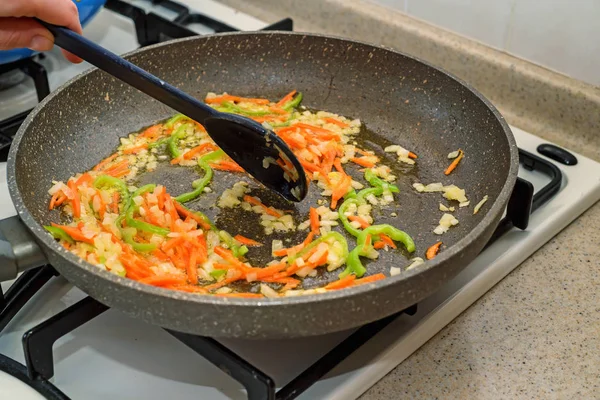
xmin=0 ymin=2 xmax=599 ymax=399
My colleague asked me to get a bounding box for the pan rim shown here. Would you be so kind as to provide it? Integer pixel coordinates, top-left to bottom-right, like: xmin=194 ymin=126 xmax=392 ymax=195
xmin=8 ymin=30 xmax=518 ymax=308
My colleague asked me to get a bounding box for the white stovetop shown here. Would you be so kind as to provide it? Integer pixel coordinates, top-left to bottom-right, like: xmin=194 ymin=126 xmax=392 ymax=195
xmin=1 ymin=2 xmax=600 ymax=399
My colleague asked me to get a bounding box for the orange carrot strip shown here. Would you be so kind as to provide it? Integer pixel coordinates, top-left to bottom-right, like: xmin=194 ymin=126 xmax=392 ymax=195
xmin=55 ymin=194 xmax=68 ymax=207
xmin=162 ymin=236 xmax=186 ymax=251
xmin=275 ymin=90 xmax=297 ymax=107
xmin=234 ymin=235 xmax=262 ymax=247
xmin=213 ymin=247 xmax=253 ymax=274
xmin=152 ymin=249 xmax=170 ymax=261
xmin=272 ymin=231 xmax=315 ymax=257
xmin=93 ymin=153 xmax=118 ymax=171
xmin=333 ymin=158 xmax=345 ymax=174
xmin=247 ymin=261 xmax=286 ymax=279
xmin=75 ymin=173 xmax=93 ymax=186
xmin=325 ymin=274 xmax=356 ymax=290
xmin=204 ymin=270 xmax=243 ymax=290
xmin=243 ymin=195 xmax=282 ymax=218
xmin=67 ymin=180 xmax=80 ymax=218
xmin=353 ymin=273 xmax=386 ymax=286
xmin=350 ymin=157 xmax=376 ymax=168
xmin=173 ymin=201 xmax=212 ymax=230
xmin=167 ymin=284 xmax=208 ymax=293
xmin=323 ymin=117 xmax=349 ymax=128
xmin=138 ymin=274 xmax=188 ymax=287
xmin=426 ymin=241 xmax=443 ymax=260
xmin=187 ymin=247 xmax=199 ymax=284
xmin=51 ymin=223 xmax=95 ymax=244
xmin=363 ymin=234 xmax=372 ymax=252
xmin=183 ymin=143 xmax=217 ymax=160
xmin=379 ymin=234 xmax=397 ymax=249
xmin=123 ymin=144 xmax=148 ymax=154
xmin=139 ymin=124 xmax=162 ymax=139
xmin=444 ymin=150 xmax=463 ymax=175
xmin=209 ymin=161 xmax=244 ymax=172
xmin=49 ymin=191 xmax=61 ymax=210
xmin=214 ymin=293 xmax=264 ymax=298
xmin=309 ymin=207 xmax=319 ymax=234
xmin=408 ymin=151 xmax=418 ymax=159
xmin=373 ymin=241 xmax=386 ymax=250
xmin=348 ymin=215 xmax=370 ymax=229
xmin=112 ymin=192 xmax=120 ymax=213
xmin=330 ymin=174 xmax=352 ymax=209
xmin=205 ymin=95 xmax=270 ymax=105
xmin=104 ymin=159 xmax=128 ymax=174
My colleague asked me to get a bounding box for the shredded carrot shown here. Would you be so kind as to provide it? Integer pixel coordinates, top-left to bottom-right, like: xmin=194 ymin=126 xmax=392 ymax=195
xmin=205 ymin=94 xmax=270 ymax=105
xmin=51 ymin=223 xmax=94 ymax=244
xmin=272 ymin=231 xmax=314 ymax=257
xmin=350 ymin=157 xmax=376 ymax=168
xmin=379 ymin=234 xmax=396 ymax=249
xmin=67 ymin=180 xmax=80 ymax=218
xmin=309 ymin=207 xmax=319 ymax=233
xmin=92 ymin=153 xmax=118 ymax=171
xmin=363 ymin=234 xmax=372 ymax=252
xmin=209 ymin=161 xmax=244 ymax=172
xmin=373 ymin=241 xmax=386 ymax=249
xmin=138 ymin=274 xmax=188 ymax=287
xmin=323 ymin=117 xmax=349 ymax=128
xmin=204 ymin=270 xmax=243 ymax=290
xmin=213 ymin=247 xmax=253 ymax=274
xmin=325 ymin=274 xmax=356 ymax=290
xmin=162 ymin=236 xmax=186 ymax=252
xmin=353 ymin=273 xmax=386 ymax=286
xmin=247 ymin=261 xmax=286 ymax=279
xmin=167 ymin=284 xmax=208 ymax=293
xmin=183 ymin=143 xmax=217 ymax=160
xmin=234 ymin=235 xmax=262 ymax=247
xmin=123 ymin=144 xmax=148 ymax=154
xmin=112 ymin=192 xmax=120 ymax=213
xmin=187 ymin=247 xmax=199 ymax=284
xmin=49 ymin=191 xmax=61 ymax=210
xmin=214 ymin=292 xmax=264 ymax=298
xmin=444 ymin=149 xmax=463 ymax=175
xmin=408 ymin=151 xmax=418 ymax=159
xmin=243 ymin=195 xmax=282 ymax=218
xmin=75 ymin=173 xmax=93 ymax=186
xmin=54 ymin=194 xmax=68 ymax=207
xmin=330 ymin=174 xmax=352 ymax=209
xmin=139 ymin=124 xmax=162 ymax=139
xmin=173 ymin=201 xmax=212 ymax=230
xmin=426 ymin=241 xmax=443 ymax=260
xmin=275 ymin=90 xmax=297 ymax=107
xmin=348 ymin=215 xmax=370 ymax=229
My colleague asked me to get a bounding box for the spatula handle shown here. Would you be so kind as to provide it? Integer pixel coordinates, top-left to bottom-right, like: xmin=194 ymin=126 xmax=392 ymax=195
xmin=36 ymin=19 xmax=217 ymax=122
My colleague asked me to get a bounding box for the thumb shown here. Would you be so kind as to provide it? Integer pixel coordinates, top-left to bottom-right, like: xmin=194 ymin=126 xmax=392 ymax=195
xmin=0 ymin=17 xmax=54 ymax=51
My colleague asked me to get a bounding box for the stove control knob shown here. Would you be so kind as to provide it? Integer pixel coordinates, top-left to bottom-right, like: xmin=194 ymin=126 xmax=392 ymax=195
xmin=537 ymin=144 xmax=578 ymax=166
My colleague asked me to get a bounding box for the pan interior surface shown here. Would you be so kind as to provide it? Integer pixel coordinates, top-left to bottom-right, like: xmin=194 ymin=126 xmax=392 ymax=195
xmin=9 ymin=32 xmax=516 ymax=337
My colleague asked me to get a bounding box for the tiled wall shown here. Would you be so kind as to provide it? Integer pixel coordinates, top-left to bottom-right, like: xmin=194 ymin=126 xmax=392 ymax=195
xmin=371 ymin=0 xmax=600 ymax=87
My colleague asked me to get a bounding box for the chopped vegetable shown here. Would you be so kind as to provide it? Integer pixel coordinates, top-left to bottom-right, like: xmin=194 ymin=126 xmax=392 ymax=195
xmin=473 ymin=195 xmax=489 ymax=214
xmin=444 ymin=149 xmax=464 ymax=175
xmin=426 ymin=242 xmax=443 ymax=259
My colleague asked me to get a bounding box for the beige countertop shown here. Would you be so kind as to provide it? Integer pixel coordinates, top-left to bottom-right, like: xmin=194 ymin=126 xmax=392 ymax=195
xmin=217 ymin=1 xmax=600 ymax=397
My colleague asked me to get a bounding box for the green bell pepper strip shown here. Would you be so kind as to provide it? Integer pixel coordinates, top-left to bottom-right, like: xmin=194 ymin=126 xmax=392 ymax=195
xmin=164 ymin=114 xmax=188 ymax=129
xmin=123 ymin=184 xmax=170 ymax=236
xmin=148 ymin=136 xmax=170 ymax=149
xmin=174 ymin=162 xmax=213 ymax=203
xmin=338 ymin=198 xmax=362 ymax=238
xmin=218 ymin=102 xmax=272 ymax=116
xmin=93 ymin=175 xmax=129 ymax=205
xmin=121 ymin=227 xmax=157 ymax=252
xmin=364 ymin=169 xmax=400 ymax=193
xmin=44 ymin=226 xmax=74 ymax=244
xmin=218 ymin=230 xmax=246 ymax=259
xmin=287 ymin=231 xmax=349 ymax=266
xmin=339 ymin=224 xmax=415 ymax=278
xmin=167 ymin=123 xmax=190 ymax=159
xmin=174 ymin=150 xmax=223 ymax=203
xmin=282 ymin=92 xmax=303 ymax=111
xmin=210 ymin=269 xmax=227 ymax=280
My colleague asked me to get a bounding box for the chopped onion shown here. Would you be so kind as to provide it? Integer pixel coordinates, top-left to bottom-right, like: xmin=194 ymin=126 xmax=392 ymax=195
xmin=390 ymin=267 xmax=401 ymax=276
xmin=260 ymin=284 xmax=279 ymax=298
xmin=473 ymin=195 xmax=489 ymax=214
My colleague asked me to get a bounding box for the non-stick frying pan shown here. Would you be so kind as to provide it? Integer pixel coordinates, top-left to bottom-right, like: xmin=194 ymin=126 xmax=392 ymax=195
xmin=2 ymin=32 xmax=518 ymax=339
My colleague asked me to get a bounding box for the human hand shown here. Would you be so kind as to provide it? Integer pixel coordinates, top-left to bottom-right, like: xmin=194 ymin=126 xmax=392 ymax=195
xmin=0 ymin=0 xmax=83 ymax=63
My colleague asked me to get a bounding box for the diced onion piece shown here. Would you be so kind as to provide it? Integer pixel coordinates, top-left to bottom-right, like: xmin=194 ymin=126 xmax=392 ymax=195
xmin=406 ymin=257 xmax=424 ymax=271
xmin=439 ymin=203 xmax=449 ymax=212
xmin=434 ymin=213 xmax=459 ymax=235
xmin=390 ymin=267 xmax=401 ymax=276
xmin=448 ymin=150 xmax=460 ymax=159
xmin=459 ymin=201 xmax=470 ymax=208
xmin=260 ymin=284 xmax=279 ymax=298
xmin=473 ymin=195 xmax=489 ymax=214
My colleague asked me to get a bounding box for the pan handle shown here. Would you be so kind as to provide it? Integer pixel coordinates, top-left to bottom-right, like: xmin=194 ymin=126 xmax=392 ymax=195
xmin=0 ymin=216 xmax=47 ymax=281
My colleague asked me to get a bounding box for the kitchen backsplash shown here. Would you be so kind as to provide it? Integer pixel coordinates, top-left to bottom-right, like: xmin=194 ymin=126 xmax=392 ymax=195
xmin=371 ymin=0 xmax=600 ymax=87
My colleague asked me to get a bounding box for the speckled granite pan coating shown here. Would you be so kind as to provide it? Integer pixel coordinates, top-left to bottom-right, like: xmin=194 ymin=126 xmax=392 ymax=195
xmin=8 ymin=32 xmax=517 ymax=338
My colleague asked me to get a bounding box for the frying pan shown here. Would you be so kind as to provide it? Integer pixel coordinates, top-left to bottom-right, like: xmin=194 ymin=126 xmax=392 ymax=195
xmin=1 ymin=32 xmax=518 ymax=339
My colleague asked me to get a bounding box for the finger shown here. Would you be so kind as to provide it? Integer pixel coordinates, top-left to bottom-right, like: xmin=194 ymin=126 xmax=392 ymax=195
xmin=0 ymin=0 xmax=83 ymax=35
xmin=61 ymin=49 xmax=82 ymax=64
xmin=0 ymin=17 xmax=53 ymax=51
